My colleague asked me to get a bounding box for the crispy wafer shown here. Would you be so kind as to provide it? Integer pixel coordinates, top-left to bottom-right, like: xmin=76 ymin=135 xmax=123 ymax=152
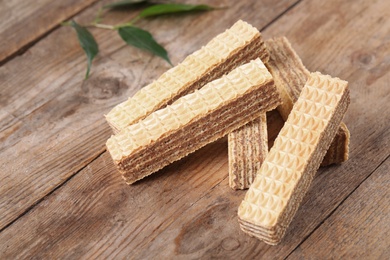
xmin=106 ymin=59 xmax=281 ymax=184
xmin=238 ymin=72 xmax=350 ymax=245
xmin=266 ymin=37 xmax=350 ymax=166
xmin=105 ymin=20 xmax=269 ymax=134
xmin=228 ymin=114 xmax=268 ymax=190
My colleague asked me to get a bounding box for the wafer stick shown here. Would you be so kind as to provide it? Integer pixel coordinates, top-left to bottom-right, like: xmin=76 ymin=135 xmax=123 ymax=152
xmin=228 ymin=114 xmax=268 ymax=190
xmin=266 ymin=37 xmax=350 ymax=166
xmin=106 ymin=59 xmax=281 ymax=184
xmin=238 ymin=72 xmax=350 ymax=245
xmin=105 ymin=20 xmax=269 ymax=134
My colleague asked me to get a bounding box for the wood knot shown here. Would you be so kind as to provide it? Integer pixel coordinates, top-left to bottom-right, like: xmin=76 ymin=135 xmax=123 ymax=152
xmin=174 ymin=202 xmax=242 ymax=256
xmin=220 ymin=237 xmax=240 ymax=251
xmin=351 ymin=50 xmax=375 ymax=68
xmin=81 ymin=70 xmax=127 ymax=101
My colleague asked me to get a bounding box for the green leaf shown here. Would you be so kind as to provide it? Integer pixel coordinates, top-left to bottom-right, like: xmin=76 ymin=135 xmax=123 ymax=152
xmin=118 ymin=26 xmax=172 ymax=65
xmin=104 ymin=0 xmax=148 ymax=9
xmin=139 ymin=3 xmax=214 ymax=18
xmin=70 ymin=20 xmax=99 ymax=79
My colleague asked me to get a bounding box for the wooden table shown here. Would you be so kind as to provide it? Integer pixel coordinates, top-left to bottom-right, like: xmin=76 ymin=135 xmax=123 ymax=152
xmin=1 ymin=0 xmax=389 ymax=258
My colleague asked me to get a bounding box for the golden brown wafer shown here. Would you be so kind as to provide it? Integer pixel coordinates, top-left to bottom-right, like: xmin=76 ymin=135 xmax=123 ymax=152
xmin=228 ymin=114 xmax=268 ymax=190
xmin=105 ymin=20 xmax=269 ymax=134
xmin=106 ymin=59 xmax=281 ymax=184
xmin=238 ymin=72 xmax=350 ymax=245
xmin=266 ymin=37 xmax=350 ymax=166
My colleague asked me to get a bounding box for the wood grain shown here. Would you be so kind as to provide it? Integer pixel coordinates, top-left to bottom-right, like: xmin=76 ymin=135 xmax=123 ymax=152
xmin=0 ymin=102 xmax=388 ymax=259
xmin=0 ymin=140 xmax=230 ymax=259
xmin=0 ymin=111 xmax=281 ymax=259
xmin=0 ymin=0 xmax=389 ymax=258
xmin=0 ymin=0 xmax=101 ymax=63
xmin=287 ymin=157 xmax=390 ymax=259
xmin=0 ymin=0 xmax=297 ymax=232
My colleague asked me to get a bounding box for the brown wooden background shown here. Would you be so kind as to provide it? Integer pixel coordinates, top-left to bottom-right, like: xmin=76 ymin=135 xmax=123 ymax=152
xmin=0 ymin=0 xmax=389 ymax=258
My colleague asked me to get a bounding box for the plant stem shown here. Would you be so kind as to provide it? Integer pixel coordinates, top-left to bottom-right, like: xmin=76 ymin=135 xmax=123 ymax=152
xmin=92 ymin=23 xmax=116 ymax=30
xmin=113 ymin=15 xmax=141 ymax=29
xmin=130 ymin=15 xmax=141 ymax=25
xmin=113 ymin=22 xmax=133 ymax=29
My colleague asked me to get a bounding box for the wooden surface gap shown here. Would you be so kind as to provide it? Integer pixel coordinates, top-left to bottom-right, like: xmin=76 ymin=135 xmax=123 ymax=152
xmin=0 ymin=24 xmax=59 ymax=66
xmin=0 ymin=0 xmax=101 ymax=65
xmin=1 ymin=0 xmax=389 ymax=258
xmin=1 ymin=0 xmax=301 ymax=232
xmin=259 ymin=0 xmax=303 ymax=32
xmin=287 ymin=157 xmax=390 ymax=258
xmin=0 ymin=149 xmax=106 ymax=234
xmin=285 ymin=152 xmax=390 ymax=258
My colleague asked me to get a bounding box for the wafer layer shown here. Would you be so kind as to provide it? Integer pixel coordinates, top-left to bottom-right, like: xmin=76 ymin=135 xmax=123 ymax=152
xmin=321 ymin=122 xmax=350 ymax=165
xmin=106 ymin=20 xmax=269 ymax=133
xmin=238 ymin=72 xmax=350 ymax=245
xmin=266 ymin=37 xmax=350 ymax=166
xmin=106 ymin=59 xmax=280 ymax=184
xmin=228 ymin=114 xmax=268 ymax=190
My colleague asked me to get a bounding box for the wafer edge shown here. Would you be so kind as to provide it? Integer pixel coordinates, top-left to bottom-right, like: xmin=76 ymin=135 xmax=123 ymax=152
xmin=106 ymin=20 xmax=269 ymax=133
xmin=106 ymin=59 xmax=281 ymax=184
xmin=266 ymin=36 xmax=350 ymax=166
xmin=238 ymin=72 xmax=350 ymax=244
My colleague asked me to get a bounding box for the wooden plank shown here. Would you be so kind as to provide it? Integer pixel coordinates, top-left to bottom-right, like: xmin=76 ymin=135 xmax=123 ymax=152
xmin=0 ymin=0 xmax=389 ymax=258
xmin=0 ymin=101 xmax=388 ymax=259
xmin=0 ymin=0 xmax=100 ymax=63
xmin=116 ymin=81 xmax=390 ymax=259
xmin=0 ymin=4 xmax=389 ymax=255
xmin=0 ymin=141 xmax=230 ymax=259
xmin=0 ymin=112 xmax=281 ymax=259
xmin=288 ymin=157 xmax=390 ymax=259
xmin=0 ymin=0 xmax=298 ymax=231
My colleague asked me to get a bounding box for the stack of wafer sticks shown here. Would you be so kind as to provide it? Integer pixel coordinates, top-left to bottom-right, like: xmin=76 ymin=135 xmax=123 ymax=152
xmin=105 ymin=20 xmax=350 ymax=245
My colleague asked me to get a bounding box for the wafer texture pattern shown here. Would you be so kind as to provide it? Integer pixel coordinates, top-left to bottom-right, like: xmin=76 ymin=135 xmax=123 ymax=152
xmin=106 ymin=20 xmax=266 ymax=133
xmin=228 ymin=114 xmax=268 ymax=190
xmin=265 ymin=37 xmax=310 ymax=120
xmin=238 ymin=72 xmax=349 ymax=244
xmin=106 ymin=59 xmax=280 ymax=183
xmin=266 ymin=37 xmax=350 ymax=166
